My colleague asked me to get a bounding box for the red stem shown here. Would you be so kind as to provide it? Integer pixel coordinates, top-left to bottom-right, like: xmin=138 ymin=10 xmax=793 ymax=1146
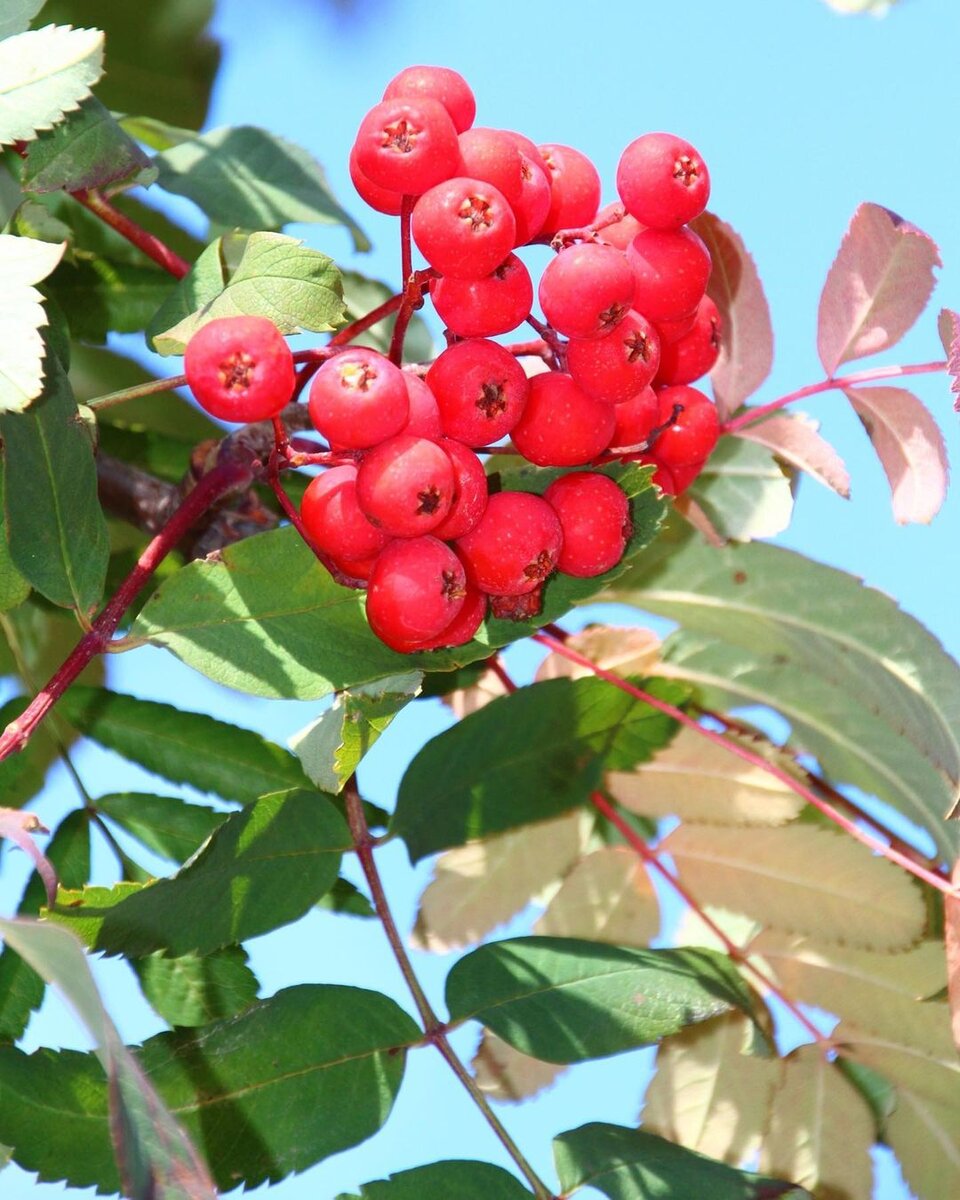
xmin=722 ymin=360 xmax=947 ymax=435
xmin=72 ymin=189 xmax=190 ymax=279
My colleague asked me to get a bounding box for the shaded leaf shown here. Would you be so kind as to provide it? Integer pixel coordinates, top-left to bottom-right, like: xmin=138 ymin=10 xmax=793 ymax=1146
xmin=937 ymin=307 xmax=960 ymax=407
xmin=22 ymin=94 xmax=151 ymax=193
xmin=844 ymin=385 xmax=948 ymax=524
xmin=336 ymin=1160 xmax=535 ymax=1199
xmin=0 ymin=25 xmax=104 ymax=147
xmin=685 ymin=436 xmax=793 ymax=541
xmin=473 ymin=1027 xmax=567 ymax=1103
xmin=533 ymin=847 xmax=659 ymax=947
xmin=818 ymin=203 xmax=940 ymax=375
xmin=736 ymin=414 xmax=850 ymax=498
xmin=885 ymin=1088 xmax=960 ymax=1200
xmin=446 ymin=937 xmax=757 ymax=1063
xmin=316 ymin=876 xmax=375 ymax=919
xmin=96 ymin=792 xmax=226 ymax=863
xmin=0 ymin=1 xmax=46 ymax=40
xmin=0 ymin=472 xmax=30 ymax=612
xmin=0 ymin=234 xmax=65 ymax=414
xmin=45 ymin=254 xmax=174 ymax=343
xmin=133 ymin=946 xmax=259 ymax=1027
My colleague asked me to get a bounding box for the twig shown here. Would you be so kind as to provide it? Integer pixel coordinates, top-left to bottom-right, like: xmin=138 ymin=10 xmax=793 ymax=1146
xmin=72 ymin=189 xmax=190 ymax=278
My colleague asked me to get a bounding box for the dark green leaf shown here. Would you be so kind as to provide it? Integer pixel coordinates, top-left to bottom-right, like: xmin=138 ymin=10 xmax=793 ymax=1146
xmin=337 ymin=1161 xmax=535 ymax=1199
xmin=22 ymin=95 xmax=152 ymax=194
xmin=96 ymin=792 xmax=226 ymax=863
xmin=393 ymin=676 xmax=683 ymax=862
xmin=133 ymin=946 xmax=259 ymax=1027
xmin=60 ymin=686 xmax=310 ymax=804
xmin=341 ymin=270 xmax=433 ymax=361
xmin=0 ymin=467 xmax=29 ymax=613
xmin=45 ymin=256 xmax=175 ymax=343
xmin=554 ymin=1123 xmax=807 ymax=1198
xmin=48 ymin=789 xmax=350 ymax=956
xmin=446 ymin=938 xmax=756 ymax=1063
xmin=155 ymin=125 xmax=369 ymax=250
xmin=0 ymin=353 xmax=108 ymax=612
xmin=316 ymin=876 xmax=376 ymax=919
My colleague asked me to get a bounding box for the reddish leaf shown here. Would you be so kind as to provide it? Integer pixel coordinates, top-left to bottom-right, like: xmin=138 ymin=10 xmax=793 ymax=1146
xmin=937 ymin=307 xmax=960 ymax=409
xmin=947 ymin=859 xmax=960 ymax=1053
xmin=843 ymin=385 xmax=948 ymax=524
xmin=818 ymin=203 xmax=940 ymax=376
xmin=690 ymin=212 xmax=773 ymax=420
xmin=0 ymin=808 xmax=55 ymax=906
xmin=735 ymin=414 xmax=850 ymax=498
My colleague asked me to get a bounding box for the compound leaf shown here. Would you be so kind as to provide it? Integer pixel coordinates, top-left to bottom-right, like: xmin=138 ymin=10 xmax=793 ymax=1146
xmin=473 ymin=1027 xmax=567 ymax=1102
xmin=885 ymin=1088 xmax=960 ymax=1200
xmin=96 ymin=792 xmax=226 ymax=863
xmin=735 ymin=413 xmax=850 ymax=498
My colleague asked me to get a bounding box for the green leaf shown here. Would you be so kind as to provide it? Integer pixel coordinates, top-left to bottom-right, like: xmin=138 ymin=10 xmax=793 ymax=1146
xmin=316 ymin=876 xmax=376 ymax=918
xmin=149 ymin=230 xmax=344 ymax=355
xmin=47 ymin=789 xmax=350 ymax=957
xmin=45 ymin=255 xmax=174 ymax=343
xmin=393 ymin=676 xmax=683 ymax=863
xmin=0 ymin=352 xmax=108 ymax=611
xmin=0 ymin=983 xmax=419 ymax=1192
xmin=290 ymin=672 xmax=422 ymax=794
xmin=22 ymin=94 xmax=151 ymax=193
xmin=337 ymin=1161 xmax=536 ymax=1199
xmin=0 ymin=25 xmax=104 ymax=147
xmin=685 ymin=436 xmax=793 ymax=541
xmin=59 ymin=686 xmax=310 ymax=804
xmin=445 ymin=937 xmax=757 ymax=1063
xmin=0 ymin=469 xmax=30 ymax=612
xmin=341 ymin=269 xmax=433 ymax=362
xmin=96 ymin=792 xmax=226 ymax=862
xmin=0 ymin=2 xmax=46 ymax=41
xmin=133 ymin=945 xmax=259 ymax=1027
xmin=554 ymin=1123 xmax=807 ymax=1199
xmin=155 ymin=125 xmax=369 ymax=250
xmin=0 ymin=233 xmax=66 ymax=414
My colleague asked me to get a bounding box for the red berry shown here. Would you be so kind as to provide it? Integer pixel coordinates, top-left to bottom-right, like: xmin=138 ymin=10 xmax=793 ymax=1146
xmin=626 ymin=227 xmax=712 ymax=323
xmin=566 ymin=310 xmax=661 ymax=404
xmin=426 ymin=338 xmax=529 ymax=446
xmin=349 ymin=144 xmax=403 ymax=216
xmin=356 ymin=434 xmax=456 ymax=537
xmin=511 ymin=149 xmax=553 ymax=245
xmin=510 ymin=373 xmax=615 ymax=467
xmin=457 ymin=127 xmax=524 ymax=205
xmin=383 ymin=66 xmax=476 ymax=135
xmin=330 ymin=551 xmax=383 ymax=584
xmin=184 ymin=316 xmax=294 ymax=423
xmin=544 ymin=472 xmax=632 ymax=577
xmin=456 ymin=491 xmax=563 ymax=596
xmin=539 ymin=243 xmax=635 ymax=340
xmin=399 ymin=371 xmax=443 ymax=439
xmin=411 ymin=583 xmax=487 ymax=650
xmin=300 ymin=465 xmax=390 ymax=562
xmin=651 ymin=385 xmax=720 ymax=468
xmin=654 ymin=310 xmax=699 ymax=345
xmin=431 ymin=253 xmax=533 ymax=337
xmin=617 ymin=133 xmax=710 ymax=230
xmin=366 ymin=537 xmax=467 ymax=650
xmin=655 ymin=296 xmax=722 ymax=385
xmin=412 ymin=177 xmax=517 ymax=279
xmin=354 ymin=98 xmax=460 ymax=195
xmin=308 ymin=348 xmax=409 ymax=449
xmin=430 ymin=438 xmax=489 ymax=540
xmin=538 ymin=144 xmax=601 ymax=235
xmin=609 ymin=386 xmax=660 ymax=452
xmin=598 ymin=208 xmax=645 ymax=251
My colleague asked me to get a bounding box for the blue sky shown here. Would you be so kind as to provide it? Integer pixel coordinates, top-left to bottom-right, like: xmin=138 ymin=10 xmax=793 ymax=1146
xmin=3 ymin=0 xmax=960 ymax=1197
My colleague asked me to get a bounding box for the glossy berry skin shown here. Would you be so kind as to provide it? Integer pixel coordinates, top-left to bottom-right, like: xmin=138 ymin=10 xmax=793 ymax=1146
xmin=538 ymin=243 xmax=635 ymax=340
xmin=457 ymin=127 xmax=524 ymax=205
xmin=654 ymin=309 xmax=699 ymax=345
xmin=511 ymin=149 xmax=553 ymax=245
xmin=430 ymin=438 xmax=489 ymax=540
xmin=407 ymin=583 xmax=487 ymax=651
xmin=366 ymin=536 xmax=466 ymax=651
xmin=431 ymin=253 xmax=533 ymax=337
xmin=300 ymin=465 xmax=389 ymax=562
xmin=512 ymin=373 xmax=615 ymax=467
xmin=538 ymin=144 xmax=601 ymax=235
xmin=412 ymin=178 xmax=517 ymax=279
xmin=356 ymin=434 xmax=456 ymax=537
xmin=566 ymin=309 xmax=661 ymax=404
xmin=617 ymin=133 xmax=710 ymax=230
xmin=349 ymin=144 xmax=403 ymax=216
xmin=184 ymin=316 xmax=294 ymax=422
xmin=383 ymin=65 xmax=476 ymax=134
xmin=609 ymin=385 xmax=660 ymax=452
xmin=354 ymin=97 xmax=460 ymax=195
xmin=308 ymin=348 xmax=409 ymax=449
xmin=544 ymin=472 xmax=632 ymax=577
xmin=426 ymin=338 xmax=529 ymax=446
xmin=655 ymin=296 xmax=722 ymax=385
xmin=456 ymin=491 xmax=563 ymax=596
xmin=626 ymin=227 xmax=712 ymax=323
xmin=652 ymin=385 xmax=720 ymax=468
xmin=399 ymin=371 xmax=443 ymax=440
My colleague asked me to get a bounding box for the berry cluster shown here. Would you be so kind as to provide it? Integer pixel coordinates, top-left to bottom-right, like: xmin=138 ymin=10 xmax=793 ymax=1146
xmin=183 ymin=65 xmax=724 ymax=654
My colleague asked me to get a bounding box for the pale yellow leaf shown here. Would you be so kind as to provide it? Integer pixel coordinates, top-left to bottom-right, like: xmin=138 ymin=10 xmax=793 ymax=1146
xmin=641 ymin=1012 xmax=779 ymax=1163
xmin=608 ymin=726 xmax=804 ymax=826
xmin=674 ymin=904 xmax=762 ymax=955
xmin=760 ymin=1046 xmax=874 ymax=1200
xmin=662 ymin=824 xmax=925 ymax=951
xmin=885 ymin=1088 xmax=960 ymax=1200
xmin=410 ymin=811 xmax=587 ymax=953
xmin=533 ymin=847 xmax=659 ymax=946
xmin=535 ymin=625 xmax=661 ymax=682
xmin=0 ymin=234 xmax=66 ymax=413
xmin=837 ymin=1022 xmax=960 ymax=1108
xmin=442 ymin=665 xmax=509 ymax=719
xmin=472 ymin=1027 xmax=566 ymax=1102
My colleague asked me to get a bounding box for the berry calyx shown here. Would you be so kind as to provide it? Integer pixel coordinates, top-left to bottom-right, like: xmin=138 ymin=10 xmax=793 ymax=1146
xmin=354 ymin=97 xmax=461 ymax=195
xmin=426 ymin=338 xmax=529 ymax=446
xmin=308 ymin=348 xmax=409 ymax=449
xmin=184 ymin=316 xmax=294 ymax=422
xmin=456 ymin=491 xmax=563 ymax=596
xmin=544 ymin=472 xmax=632 ymax=577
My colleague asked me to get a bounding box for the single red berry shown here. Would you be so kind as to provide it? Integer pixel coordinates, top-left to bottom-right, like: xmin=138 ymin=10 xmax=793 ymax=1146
xmin=538 ymin=143 xmax=601 ymax=235
xmin=511 ymin=372 xmax=615 ymax=467
xmin=366 ymin=536 xmax=467 ymax=651
xmin=408 ymin=583 xmax=487 ymax=651
xmin=617 ymin=132 xmax=710 ymax=230
xmin=300 ymin=465 xmax=390 ymax=563
xmin=426 ymin=338 xmax=529 ymax=446
xmin=353 ymin=97 xmax=460 ymax=195
xmin=308 ymin=348 xmax=409 ymax=449
xmin=566 ymin=310 xmax=661 ymax=404
xmin=430 ymin=438 xmax=489 ymax=540
xmin=330 ymin=550 xmax=383 ymax=584
xmin=356 ymin=434 xmax=456 ymax=537
xmin=655 ymin=296 xmax=722 ymax=385
xmin=544 ymin=472 xmax=632 ymax=577
xmin=609 ymin=385 xmax=660 ymax=454
xmin=502 ymin=131 xmax=553 ymax=244
xmin=539 ymin=243 xmax=635 ymax=340
xmin=598 ymin=207 xmax=645 ymax=251
xmin=349 ymin=144 xmax=403 ymax=216
xmin=654 ymin=309 xmax=699 ymax=345
xmin=456 ymin=491 xmax=563 ymax=596
xmin=457 ymin=127 xmax=524 ymax=205
xmin=399 ymin=371 xmax=443 ymax=439
xmin=651 ymin=385 xmax=720 ymax=468
xmin=626 ymin=226 xmax=712 ymax=323
xmin=412 ymin=177 xmax=517 ymax=279
xmin=431 ymin=253 xmax=533 ymax=337
xmin=184 ymin=316 xmax=294 ymax=422
xmin=383 ymin=65 xmax=476 ymax=134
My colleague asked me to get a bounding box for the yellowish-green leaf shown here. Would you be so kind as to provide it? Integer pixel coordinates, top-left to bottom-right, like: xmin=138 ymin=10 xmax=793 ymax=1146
xmin=472 ymin=1028 xmax=567 ymax=1103
xmin=0 ymin=25 xmax=104 ymax=147
xmin=837 ymin=1022 xmax=960 ymax=1107
xmin=0 ymin=235 xmax=65 ymax=414
xmin=533 ymin=847 xmax=659 ymax=947
xmin=675 ymin=904 xmax=762 ymax=955
xmin=885 ymin=1088 xmax=960 ymax=1200
xmin=760 ymin=1047 xmax=874 ymax=1200
xmin=608 ymin=726 xmax=804 ymax=826
xmin=662 ymin=824 xmax=924 ymax=951
xmin=641 ymin=1012 xmax=779 ymax=1163
xmin=411 ymin=813 xmax=587 ymax=953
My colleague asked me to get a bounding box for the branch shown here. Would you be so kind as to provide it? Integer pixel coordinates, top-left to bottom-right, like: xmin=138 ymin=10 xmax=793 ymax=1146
xmin=71 ymin=189 xmax=190 ymax=278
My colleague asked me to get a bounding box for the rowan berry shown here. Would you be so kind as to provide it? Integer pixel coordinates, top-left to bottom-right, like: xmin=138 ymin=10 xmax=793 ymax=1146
xmin=566 ymin=310 xmax=661 ymax=404
xmin=412 ymin=177 xmax=517 ymax=279
xmin=511 ymin=373 xmax=616 ymax=467
xmin=626 ymin=226 xmax=712 ymax=323
xmin=426 ymin=338 xmax=529 ymax=446
xmin=431 ymin=254 xmax=533 ymax=337
xmin=544 ymin=472 xmax=632 ymax=577
xmin=353 ymin=97 xmax=460 ymax=195
xmin=455 ymin=491 xmax=563 ymax=596
xmin=430 ymin=438 xmax=489 ymax=540
xmin=355 ymin=434 xmax=456 ymax=537
xmin=538 ymin=144 xmax=601 ymax=235
xmin=617 ymin=132 xmax=710 ymax=230
xmin=651 ymin=385 xmax=720 ymax=468
xmin=655 ymin=296 xmax=722 ymax=385
xmin=300 ymin=465 xmax=390 ymax=563
xmin=308 ymin=348 xmax=409 ymax=449
xmin=457 ymin=127 xmax=524 ymax=205
xmin=609 ymin=385 xmax=660 ymax=452
xmin=538 ymin=243 xmax=635 ymax=340
xmin=383 ymin=65 xmax=476 ymax=134
xmin=184 ymin=316 xmax=294 ymax=422
xmin=366 ymin=537 xmax=467 ymax=650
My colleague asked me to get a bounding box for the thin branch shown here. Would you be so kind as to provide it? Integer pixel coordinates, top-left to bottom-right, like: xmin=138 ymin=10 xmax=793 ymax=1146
xmin=72 ymin=189 xmax=190 ymax=278
xmin=87 ymin=373 xmax=188 ymax=413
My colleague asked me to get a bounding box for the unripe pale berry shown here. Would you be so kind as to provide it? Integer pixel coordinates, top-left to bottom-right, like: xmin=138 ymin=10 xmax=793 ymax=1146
xmin=308 ymin=348 xmax=409 ymax=449
xmin=184 ymin=316 xmax=294 ymax=422
xmin=544 ymin=472 xmax=632 ymax=577
xmin=456 ymin=491 xmax=563 ymax=596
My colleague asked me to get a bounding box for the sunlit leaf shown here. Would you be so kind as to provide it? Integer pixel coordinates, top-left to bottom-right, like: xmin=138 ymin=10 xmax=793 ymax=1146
xmin=0 ymin=1 xmax=46 ymax=40
xmin=0 ymin=234 xmax=65 ymax=414
xmin=885 ymin=1088 xmax=960 ymax=1200
xmin=534 ymin=847 xmax=659 ymax=947
xmin=0 ymin=25 xmax=104 ymax=147
xmin=95 ymin=792 xmax=226 ymax=864
xmin=735 ymin=414 xmax=850 ymax=498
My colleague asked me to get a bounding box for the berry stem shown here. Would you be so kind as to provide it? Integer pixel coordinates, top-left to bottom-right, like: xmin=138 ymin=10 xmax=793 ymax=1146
xmin=343 ymin=781 xmax=557 ymax=1200
xmin=524 ymin=315 xmax=565 ymax=370
xmin=71 ymin=189 xmax=191 ymax=279
xmin=0 ymin=458 xmax=253 ymax=765
xmin=87 ymin=373 xmax=188 ymax=413
xmin=399 ymin=194 xmax=415 ymax=284
xmin=721 ymin=360 xmax=948 ymax=435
